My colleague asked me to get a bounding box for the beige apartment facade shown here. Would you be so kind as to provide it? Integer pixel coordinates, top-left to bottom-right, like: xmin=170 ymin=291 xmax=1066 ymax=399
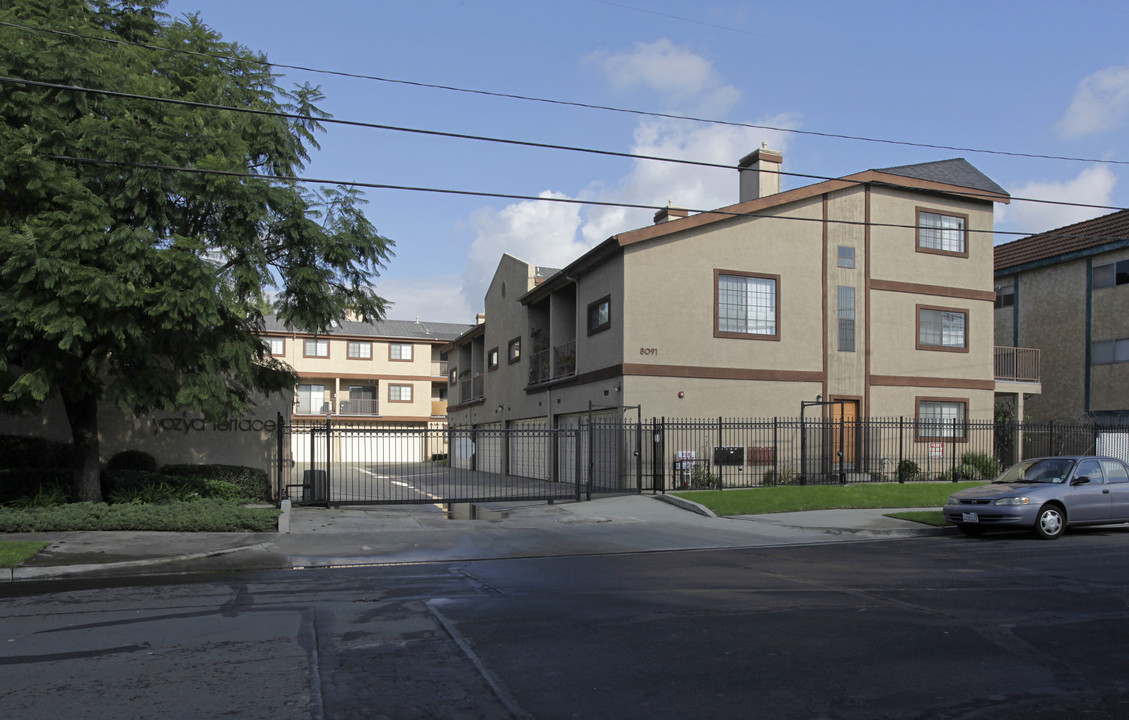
xmin=995 ymin=209 xmax=1129 ymax=422
xmin=448 ymin=152 xmax=1036 ymax=447
xmin=262 ymin=316 xmax=471 ymax=433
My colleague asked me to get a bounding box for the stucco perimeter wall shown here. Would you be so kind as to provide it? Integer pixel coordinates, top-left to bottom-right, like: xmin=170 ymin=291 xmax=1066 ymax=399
xmin=0 ymin=392 xmax=291 ymax=470
xmin=621 ymin=197 xmax=825 ymax=375
xmin=1016 ymin=260 xmax=1088 ymax=419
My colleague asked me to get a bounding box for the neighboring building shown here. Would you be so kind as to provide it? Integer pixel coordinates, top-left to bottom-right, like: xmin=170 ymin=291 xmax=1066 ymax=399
xmin=995 ymin=209 xmax=1129 ymax=422
xmin=446 ymin=149 xmax=1040 ymax=447
xmin=262 ymin=315 xmax=471 ymax=431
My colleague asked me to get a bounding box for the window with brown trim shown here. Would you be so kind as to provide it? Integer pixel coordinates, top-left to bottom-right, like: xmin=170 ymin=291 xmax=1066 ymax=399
xmin=263 ymin=337 xmax=285 ymax=356
xmin=303 ymin=338 xmax=329 ymax=358
xmin=917 ymin=305 xmax=968 ymax=352
xmin=915 ymin=398 xmax=968 ymax=441
xmin=916 ymin=208 xmax=969 ymax=257
xmin=347 ymin=341 xmax=372 ymax=360
xmin=507 ymin=337 xmax=521 ymax=364
xmin=388 ymin=384 xmax=413 ymax=403
xmin=587 ymin=295 xmax=611 ymax=335
xmin=389 ymin=343 xmax=413 ymax=361
xmin=714 ymin=270 xmax=780 ymax=341
xmin=487 ymin=347 xmax=499 ymax=371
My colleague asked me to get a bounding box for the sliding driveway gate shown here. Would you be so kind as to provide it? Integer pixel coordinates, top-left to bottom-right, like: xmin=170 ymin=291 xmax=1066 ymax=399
xmin=278 ymin=419 xmax=643 ymax=506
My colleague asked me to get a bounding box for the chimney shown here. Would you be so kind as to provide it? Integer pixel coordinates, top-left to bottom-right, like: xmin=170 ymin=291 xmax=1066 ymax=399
xmin=738 ymin=143 xmax=783 ymax=202
xmin=475 ymin=313 xmax=486 ymax=325
xmin=653 ymin=202 xmax=689 ymax=224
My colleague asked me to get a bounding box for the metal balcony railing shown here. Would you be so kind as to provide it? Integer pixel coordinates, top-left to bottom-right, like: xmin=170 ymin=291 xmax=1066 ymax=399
xmin=994 ymin=346 xmax=1040 ymax=383
xmin=338 ymin=398 xmax=379 ymax=416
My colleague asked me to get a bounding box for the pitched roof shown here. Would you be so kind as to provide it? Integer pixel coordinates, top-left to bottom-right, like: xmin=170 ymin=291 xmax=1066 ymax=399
xmin=875 ymin=158 xmax=1008 ymax=197
xmin=262 ymin=315 xmax=472 ymax=342
xmin=995 ymin=208 xmax=1129 ymax=272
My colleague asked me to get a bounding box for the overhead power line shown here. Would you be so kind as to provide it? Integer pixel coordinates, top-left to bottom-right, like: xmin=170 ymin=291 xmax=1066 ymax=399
xmin=39 ymin=153 xmax=1129 ymax=245
xmin=2 ymin=18 xmax=1128 ymax=167
xmin=3 ymin=75 xmax=1125 ymax=215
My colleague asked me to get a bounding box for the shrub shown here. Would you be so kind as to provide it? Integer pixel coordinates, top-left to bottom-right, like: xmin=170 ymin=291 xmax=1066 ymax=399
xmin=160 ymin=464 xmax=271 ymax=501
xmin=690 ymin=466 xmax=720 ymax=489
xmin=960 ymin=452 xmax=1003 ymax=480
xmin=0 ymin=435 xmax=76 ymax=470
xmin=897 ymin=459 xmax=921 ymax=482
xmin=0 ymin=469 xmax=73 ymax=504
xmin=102 ymin=470 xmax=207 ymax=505
xmin=0 ymin=500 xmax=278 ymax=532
xmin=7 ymin=482 xmax=70 ymax=508
xmin=106 ymin=450 xmax=159 ymax=473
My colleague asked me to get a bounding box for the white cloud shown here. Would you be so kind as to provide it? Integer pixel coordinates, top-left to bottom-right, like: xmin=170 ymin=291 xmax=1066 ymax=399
xmin=377 ymin=274 xmax=476 ymax=325
xmin=1057 ymin=64 xmax=1129 ymax=138
xmin=998 ymin=165 xmax=1117 ymax=237
xmin=583 ymin=39 xmax=741 ymax=116
xmin=455 ymin=41 xmax=800 ymax=313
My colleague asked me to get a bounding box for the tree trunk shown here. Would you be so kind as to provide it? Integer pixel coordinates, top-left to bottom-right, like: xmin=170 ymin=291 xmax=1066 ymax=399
xmin=62 ymin=391 xmax=103 ymax=503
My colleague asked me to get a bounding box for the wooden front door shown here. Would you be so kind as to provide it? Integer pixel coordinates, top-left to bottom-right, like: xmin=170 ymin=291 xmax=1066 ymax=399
xmin=831 ymin=400 xmax=859 ymax=468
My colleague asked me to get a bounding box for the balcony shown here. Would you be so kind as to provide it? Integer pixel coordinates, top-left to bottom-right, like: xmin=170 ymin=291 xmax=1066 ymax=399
xmin=433 ymin=360 xmax=449 ymax=378
xmin=338 ymin=398 xmax=379 ymax=416
xmin=529 ymin=341 xmax=577 ymax=386
xmin=459 ymin=373 xmax=485 ymax=404
xmin=994 ymin=346 xmax=1040 ymax=383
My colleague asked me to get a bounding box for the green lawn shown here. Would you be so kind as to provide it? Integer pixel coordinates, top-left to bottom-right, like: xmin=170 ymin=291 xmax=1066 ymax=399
xmin=672 ymin=481 xmax=984 ymax=516
xmin=0 ymin=541 xmax=49 ymax=568
xmin=885 ymin=510 xmax=947 ymax=526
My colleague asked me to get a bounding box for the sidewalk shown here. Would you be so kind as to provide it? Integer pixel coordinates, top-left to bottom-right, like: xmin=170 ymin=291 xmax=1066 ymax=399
xmin=2 ymin=495 xmax=952 ymax=581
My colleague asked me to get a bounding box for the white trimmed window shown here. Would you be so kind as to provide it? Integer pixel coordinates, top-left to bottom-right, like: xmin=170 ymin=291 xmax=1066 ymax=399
xmin=389 ymin=384 xmax=413 ymax=402
xmin=303 ymin=339 xmax=329 ymax=358
xmin=716 ymin=271 xmax=778 ymax=339
xmin=918 ymin=210 xmax=966 ymax=254
xmin=918 ymin=400 xmax=967 ymax=438
xmin=347 ymin=341 xmax=372 ymax=359
xmin=390 ymin=343 xmax=413 ymax=361
xmin=919 ymin=308 xmax=967 ymax=350
xmin=263 ymin=337 xmax=285 ymax=356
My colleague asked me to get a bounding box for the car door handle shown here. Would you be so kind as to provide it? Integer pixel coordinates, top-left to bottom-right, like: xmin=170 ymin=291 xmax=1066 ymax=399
xmin=1103 ymin=489 xmax=1110 ymax=494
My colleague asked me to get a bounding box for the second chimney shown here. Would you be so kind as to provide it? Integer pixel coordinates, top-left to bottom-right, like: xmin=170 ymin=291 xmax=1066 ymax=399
xmin=738 ymin=144 xmax=782 ymax=202
xmin=653 ymin=202 xmax=689 ymax=224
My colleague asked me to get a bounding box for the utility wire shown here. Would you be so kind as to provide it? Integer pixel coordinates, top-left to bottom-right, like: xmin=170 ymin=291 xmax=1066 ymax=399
xmin=3 ymin=75 xmax=1125 ymax=215
xmin=2 ymin=18 xmax=1128 ymax=167
xmin=39 ymin=154 xmax=1129 ymax=245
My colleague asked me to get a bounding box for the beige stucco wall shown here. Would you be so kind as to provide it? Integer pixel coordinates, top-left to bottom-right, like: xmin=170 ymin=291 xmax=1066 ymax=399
xmin=622 ymin=197 xmax=825 ymax=374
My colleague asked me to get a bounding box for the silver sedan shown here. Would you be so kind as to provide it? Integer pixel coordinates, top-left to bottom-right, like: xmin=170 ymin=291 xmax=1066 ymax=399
xmin=943 ymin=455 xmax=1129 ymax=539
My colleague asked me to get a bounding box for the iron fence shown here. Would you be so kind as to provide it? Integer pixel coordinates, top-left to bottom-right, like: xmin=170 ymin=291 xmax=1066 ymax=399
xmin=274 ymin=415 xmax=1129 ymax=505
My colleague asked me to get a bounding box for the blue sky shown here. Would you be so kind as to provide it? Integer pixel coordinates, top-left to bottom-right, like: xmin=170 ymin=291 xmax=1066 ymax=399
xmin=160 ymin=0 xmax=1129 ymax=324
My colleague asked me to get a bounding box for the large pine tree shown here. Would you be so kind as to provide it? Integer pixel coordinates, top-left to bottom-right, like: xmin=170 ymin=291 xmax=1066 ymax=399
xmin=0 ymin=0 xmax=394 ymax=501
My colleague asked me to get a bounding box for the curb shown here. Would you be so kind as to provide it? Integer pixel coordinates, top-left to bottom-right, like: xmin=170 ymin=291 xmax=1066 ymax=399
xmin=5 ymin=542 xmax=275 ymax=582
xmin=653 ymin=494 xmax=718 ymax=517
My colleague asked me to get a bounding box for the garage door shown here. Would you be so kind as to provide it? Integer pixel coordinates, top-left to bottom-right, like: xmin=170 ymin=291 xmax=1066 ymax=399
xmin=475 ymin=422 xmax=504 ymax=474
xmin=509 ymin=418 xmax=551 ymax=481
xmin=339 ymin=429 xmax=424 ymax=463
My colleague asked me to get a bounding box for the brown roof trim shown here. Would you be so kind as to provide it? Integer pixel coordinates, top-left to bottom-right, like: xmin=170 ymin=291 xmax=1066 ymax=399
xmin=845 ymin=170 xmax=1011 ymax=205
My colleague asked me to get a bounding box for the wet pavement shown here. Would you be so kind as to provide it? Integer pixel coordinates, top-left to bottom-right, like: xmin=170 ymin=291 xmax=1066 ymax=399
xmin=2 ymin=494 xmax=952 ymax=580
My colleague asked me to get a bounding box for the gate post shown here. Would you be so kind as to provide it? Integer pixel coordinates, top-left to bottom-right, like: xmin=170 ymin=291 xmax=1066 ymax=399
xmin=325 ymin=415 xmax=332 ymax=507
xmin=651 ymin=418 xmax=665 ymax=493
xmin=276 ymin=412 xmax=285 ymax=506
xmin=574 ymin=426 xmax=583 ymax=502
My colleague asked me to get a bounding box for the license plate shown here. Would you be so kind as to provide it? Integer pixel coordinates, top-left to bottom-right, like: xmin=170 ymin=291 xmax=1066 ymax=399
xmin=962 ymin=512 xmax=979 ymax=523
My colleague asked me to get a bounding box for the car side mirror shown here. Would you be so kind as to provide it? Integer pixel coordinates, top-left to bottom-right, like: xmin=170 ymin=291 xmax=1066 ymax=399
xmin=1070 ymin=475 xmax=1091 ymax=486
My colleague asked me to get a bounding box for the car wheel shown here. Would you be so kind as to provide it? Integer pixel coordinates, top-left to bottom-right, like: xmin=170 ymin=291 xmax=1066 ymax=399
xmin=1033 ymin=504 xmax=1065 ymax=540
xmin=957 ymin=524 xmax=984 ymax=537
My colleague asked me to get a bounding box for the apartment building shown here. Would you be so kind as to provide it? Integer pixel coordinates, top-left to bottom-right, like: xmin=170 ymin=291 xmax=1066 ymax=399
xmin=995 ymin=208 xmax=1129 ymax=422
xmin=262 ymin=315 xmax=471 ymax=429
xmin=446 ymin=149 xmax=1040 ymax=448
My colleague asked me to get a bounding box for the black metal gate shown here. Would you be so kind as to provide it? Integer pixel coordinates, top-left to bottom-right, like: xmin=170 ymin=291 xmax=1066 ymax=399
xmin=277 ymin=419 xmax=641 ymax=506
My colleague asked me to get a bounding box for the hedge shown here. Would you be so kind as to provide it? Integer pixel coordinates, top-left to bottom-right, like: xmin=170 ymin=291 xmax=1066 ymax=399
xmin=0 ymin=499 xmax=279 ymax=532
xmin=160 ymin=464 xmax=271 ymax=501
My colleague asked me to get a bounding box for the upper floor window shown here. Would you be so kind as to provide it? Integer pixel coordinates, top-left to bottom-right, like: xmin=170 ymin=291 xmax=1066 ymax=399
xmin=388 ymin=384 xmax=413 ymax=402
xmin=917 ymin=399 xmax=967 ymax=440
xmin=508 ymin=337 xmax=521 ymax=364
xmin=263 ymin=337 xmax=285 ymax=356
xmin=587 ymin=295 xmax=611 ymax=335
xmin=487 ymin=347 xmax=499 ymax=371
xmin=917 ymin=209 xmax=968 ymax=256
xmin=837 ymin=246 xmax=856 ymax=269
xmin=995 ymin=278 xmax=1015 ymax=309
xmin=303 ymin=339 xmax=329 ymax=358
xmin=1094 ymin=259 xmax=1129 ymax=289
xmin=838 ymin=286 xmax=856 ymax=352
xmin=389 ymin=343 xmax=413 ymax=361
xmin=1092 ymin=338 xmax=1129 ymax=365
xmin=347 ymin=341 xmax=372 ymax=359
xmin=715 ymin=270 xmax=779 ymax=341
xmin=918 ymin=306 xmax=967 ymax=351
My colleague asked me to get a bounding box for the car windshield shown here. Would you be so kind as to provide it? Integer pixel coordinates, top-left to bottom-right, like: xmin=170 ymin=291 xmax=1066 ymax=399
xmin=993 ymin=458 xmax=1076 ymax=484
